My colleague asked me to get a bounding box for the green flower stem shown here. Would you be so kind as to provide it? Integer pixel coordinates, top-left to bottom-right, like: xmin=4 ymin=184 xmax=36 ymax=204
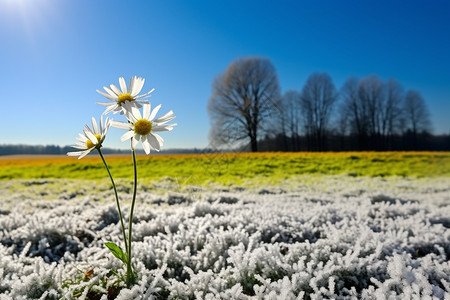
xmin=127 ymin=148 xmax=138 ymax=286
xmin=97 ymin=148 xmax=128 ymax=254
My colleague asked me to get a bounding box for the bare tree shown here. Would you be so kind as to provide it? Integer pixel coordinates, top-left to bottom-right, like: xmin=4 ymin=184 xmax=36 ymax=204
xmin=208 ymin=57 xmax=281 ymax=152
xmin=277 ymin=90 xmax=302 ymax=150
xmin=404 ymin=90 xmax=431 ymax=136
xmin=341 ymin=77 xmax=365 ymax=135
xmin=357 ymin=75 xmax=385 ymax=139
xmin=300 ymin=73 xmax=338 ymax=151
xmin=340 ymin=76 xmax=405 ymax=150
xmin=383 ymin=78 xmax=404 ymax=137
xmin=340 ymin=76 xmax=374 ymax=149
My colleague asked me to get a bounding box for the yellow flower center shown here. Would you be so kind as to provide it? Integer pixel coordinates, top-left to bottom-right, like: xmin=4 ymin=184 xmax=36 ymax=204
xmin=134 ymin=119 xmax=152 ymax=136
xmin=118 ymin=93 xmax=134 ymax=105
xmin=86 ymin=134 xmax=102 ymax=149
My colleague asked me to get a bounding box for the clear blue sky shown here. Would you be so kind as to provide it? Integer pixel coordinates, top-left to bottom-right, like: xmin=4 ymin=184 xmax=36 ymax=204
xmin=1 ymin=0 xmax=449 ymax=150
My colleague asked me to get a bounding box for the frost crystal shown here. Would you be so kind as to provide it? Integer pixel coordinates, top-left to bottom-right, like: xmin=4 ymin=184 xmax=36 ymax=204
xmin=0 ymin=177 xmax=449 ymax=299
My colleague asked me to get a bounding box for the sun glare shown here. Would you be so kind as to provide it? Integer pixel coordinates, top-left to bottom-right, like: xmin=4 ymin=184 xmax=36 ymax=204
xmin=1 ymin=0 xmax=57 ymax=39
xmin=2 ymin=0 xmax=34 ymax=12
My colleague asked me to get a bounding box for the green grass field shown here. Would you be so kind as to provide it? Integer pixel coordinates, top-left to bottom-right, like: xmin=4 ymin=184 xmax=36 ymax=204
xmin=1 ymin=152 xmax=450 ymax=187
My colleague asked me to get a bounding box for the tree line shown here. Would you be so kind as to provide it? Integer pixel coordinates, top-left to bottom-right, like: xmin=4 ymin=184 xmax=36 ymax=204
xmin=208 ymin=57 xmax=450 ymax=152
xmin=0 ymin=144 xmax=221 ymax=156
xmin=0 ymin=144 xmax=130 ymax=156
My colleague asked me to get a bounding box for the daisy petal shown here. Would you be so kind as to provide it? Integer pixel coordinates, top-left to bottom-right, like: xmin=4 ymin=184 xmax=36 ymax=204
xmin=113 ymin=106 xmax=124 ymax=114
xmin=143 ymin=103 xmax=151 ymax=120
xmin=77 ymin=134 xmax=88 ymax=142
xmin=166 ymin=123 xmax=177 ymax=131
xmin=153 ymin=132 xmax=164 ymax=146
xmin=122 ymin=102 xmax=138 ymax=122
xmin=99 ymin=115 xmax=104 ymax=133
xmin=136 ymin=77 xmax=145 ymax=95
xmin=103 ymin=104 xmax=119 ymax=115
xmin=110 ymin=84 xmax=122 ymax=96
xmin=135 ymin=88 xmax=155 ymax=99
xmin=103 ymin=86 xmax=118 ymax=98
xmin=125 ymin=102 xmax=141 ymax=120
xmin=147 ymin=133 xmax=161 ymax=151
xmin=135 ymin=100 xmax=149 ymax=105
xmin=119 ymin=77 xmax=127 ymax=93
xmin=131 ymin=136 xmax=139 ymax=149
xmin=152 ymin=123 xmax=177 ymax=132
xmin=96 ymin=90 xmax=116 ymax=101
xmin=111 ymin=120 xmax=132 ymax=130
xmin=91 ymin=117 xmax=99 ymax=135
xmin=73 ymin=143 xmax=87 ymax=149
xmin=67 ymin=151 xmax=82 ymax=157
xmin=142 ymin=138 xmax=151 ymax=154
xmin=134 ymin=105 xmax=142 ymax=120
xmin=84 ymin=124 xmax=92 ymax=134
xmin=78 ymin=149 xmax=93 ymax=159
xmin=130 ymin=76 xmax=140 ymax=96
xmin=104 ymin=117 xmax=111 ymax=132
xmin=149 ymin=104 xmax=161 ymax=121
xmin=129 ymin=76 xmax=135 ymax=96
xmin=153 ymin=110 xmax=175 ymax=124
xmin=121 ymin=131 xmax=135 ymax=142
xmin=84 ymin=130 xmax=97 ymax=145
xmin=96 ymin=101 xmax=114 ymax=106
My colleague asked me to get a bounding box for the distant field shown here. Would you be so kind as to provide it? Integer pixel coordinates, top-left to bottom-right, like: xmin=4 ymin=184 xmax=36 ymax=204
xmin=1 ymin=152 xmax=450 ymax=186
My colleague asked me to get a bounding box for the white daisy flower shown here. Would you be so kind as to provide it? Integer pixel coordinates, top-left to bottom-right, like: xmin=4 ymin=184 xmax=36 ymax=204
xmin=111 ymin=102 xmax=176 ymax=154
xmin=67 ymin=116 xmax=111 ymax=159
xmin=96 ymin=76 xmax=155 ymax=115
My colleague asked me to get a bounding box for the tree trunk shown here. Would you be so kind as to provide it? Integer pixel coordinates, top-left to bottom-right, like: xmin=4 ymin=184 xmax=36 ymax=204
xmin=250 ymin=135 xmax=258 ymax=152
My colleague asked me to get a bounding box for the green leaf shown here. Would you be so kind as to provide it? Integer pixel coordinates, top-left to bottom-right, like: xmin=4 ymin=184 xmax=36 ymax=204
xmin=104 ymin=242 xmax=127 ymax=264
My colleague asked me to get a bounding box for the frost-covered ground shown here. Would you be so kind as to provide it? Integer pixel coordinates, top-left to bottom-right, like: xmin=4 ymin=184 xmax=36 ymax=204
xmin=0 ymin=176 xmax=449 ymax=299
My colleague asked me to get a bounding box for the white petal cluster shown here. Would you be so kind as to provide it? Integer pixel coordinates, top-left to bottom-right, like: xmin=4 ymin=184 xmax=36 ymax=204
xmin=111 ymin=101 xmax=177 ymax=154
xmin=0 ymin=177 xmax=449 ymax=299
xmin=67 ymin=116 xmax=111 ymax=159
xmin=96 ymin=76 xmax=155 ymax=115
xmin=67 ymin=75 xmax=175 ymax=158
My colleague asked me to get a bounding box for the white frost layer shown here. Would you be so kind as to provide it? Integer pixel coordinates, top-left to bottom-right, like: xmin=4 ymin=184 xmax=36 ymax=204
xmin=0 ymin=177 xmax=449 ymax=299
